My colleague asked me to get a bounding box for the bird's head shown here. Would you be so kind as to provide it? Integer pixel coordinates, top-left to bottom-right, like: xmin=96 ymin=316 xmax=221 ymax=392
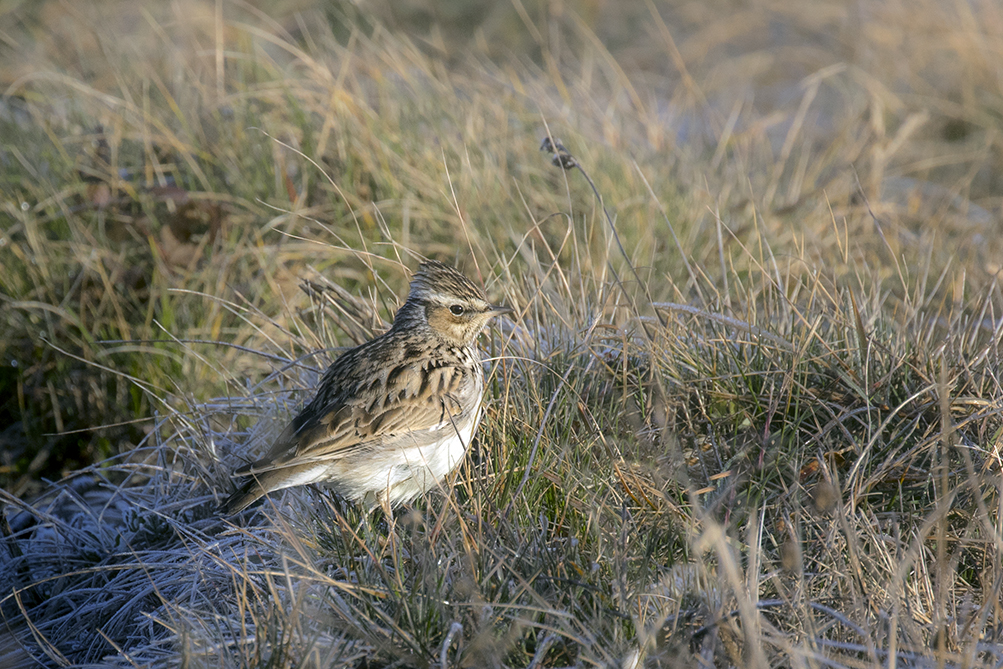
xmin=398 ymin=260 xmax=512 ymax=347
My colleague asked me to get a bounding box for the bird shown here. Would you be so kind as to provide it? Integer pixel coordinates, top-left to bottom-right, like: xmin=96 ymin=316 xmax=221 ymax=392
xmin=221 ymin=260 xmax=511 ymax=514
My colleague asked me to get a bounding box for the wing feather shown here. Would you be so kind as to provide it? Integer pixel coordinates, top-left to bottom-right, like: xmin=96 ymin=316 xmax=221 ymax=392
xmin=238 ymin=347 xmax=476 ymax=476
xmin=297 ymin=364 xmax=468 ymax=458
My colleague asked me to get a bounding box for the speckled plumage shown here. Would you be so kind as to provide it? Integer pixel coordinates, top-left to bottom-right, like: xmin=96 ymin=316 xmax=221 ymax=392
xmin=222 ymin=261 xmax=510 ymax=514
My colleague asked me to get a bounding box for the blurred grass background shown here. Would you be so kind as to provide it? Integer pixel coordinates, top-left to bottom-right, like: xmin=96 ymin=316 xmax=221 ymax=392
xmin=1 ymin=0 xmax=1002 ymax=666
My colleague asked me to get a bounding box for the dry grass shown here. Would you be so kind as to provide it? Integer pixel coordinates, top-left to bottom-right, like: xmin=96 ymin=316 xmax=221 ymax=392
xmin=1 ymin=0 xmax=1002 ymax=667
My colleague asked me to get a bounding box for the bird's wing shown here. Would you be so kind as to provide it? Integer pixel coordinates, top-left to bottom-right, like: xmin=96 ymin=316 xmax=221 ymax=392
xmin=296 ymin=363 xmax=472 ymax=458
xmin=239 ymin=361 xmax=475 ymax=475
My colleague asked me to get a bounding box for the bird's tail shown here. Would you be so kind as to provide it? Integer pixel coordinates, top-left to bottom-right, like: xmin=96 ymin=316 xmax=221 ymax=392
xmin=219 ymin=462 xmax=329 ymax=515
xmin=219 ymin=478 xmax=264 ymax=515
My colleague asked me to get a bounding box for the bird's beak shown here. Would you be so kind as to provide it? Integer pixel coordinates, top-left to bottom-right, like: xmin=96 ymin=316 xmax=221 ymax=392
xmin=489 ymin=305 xmax=514 ymax=317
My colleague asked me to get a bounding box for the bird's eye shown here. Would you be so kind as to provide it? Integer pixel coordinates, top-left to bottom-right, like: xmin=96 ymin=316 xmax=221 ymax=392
xmin=449 ymin=304 xmax=465 ymax=316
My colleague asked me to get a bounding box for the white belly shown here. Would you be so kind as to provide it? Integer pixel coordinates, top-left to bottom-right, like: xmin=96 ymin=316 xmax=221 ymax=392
xmin=330 ymin=412 xmax=480 ymax=506
xmin=401 ymin=417 xmax=476 ymax=491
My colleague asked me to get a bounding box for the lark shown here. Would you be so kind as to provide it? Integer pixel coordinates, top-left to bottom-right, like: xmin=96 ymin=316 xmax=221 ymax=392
xmin=222 ymin=260 xmax=511 ymax=514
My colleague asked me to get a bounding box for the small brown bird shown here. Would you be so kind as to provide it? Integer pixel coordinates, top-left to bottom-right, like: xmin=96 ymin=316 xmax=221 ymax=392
xmin=222 ymin=260 xmax=511 ymax=514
